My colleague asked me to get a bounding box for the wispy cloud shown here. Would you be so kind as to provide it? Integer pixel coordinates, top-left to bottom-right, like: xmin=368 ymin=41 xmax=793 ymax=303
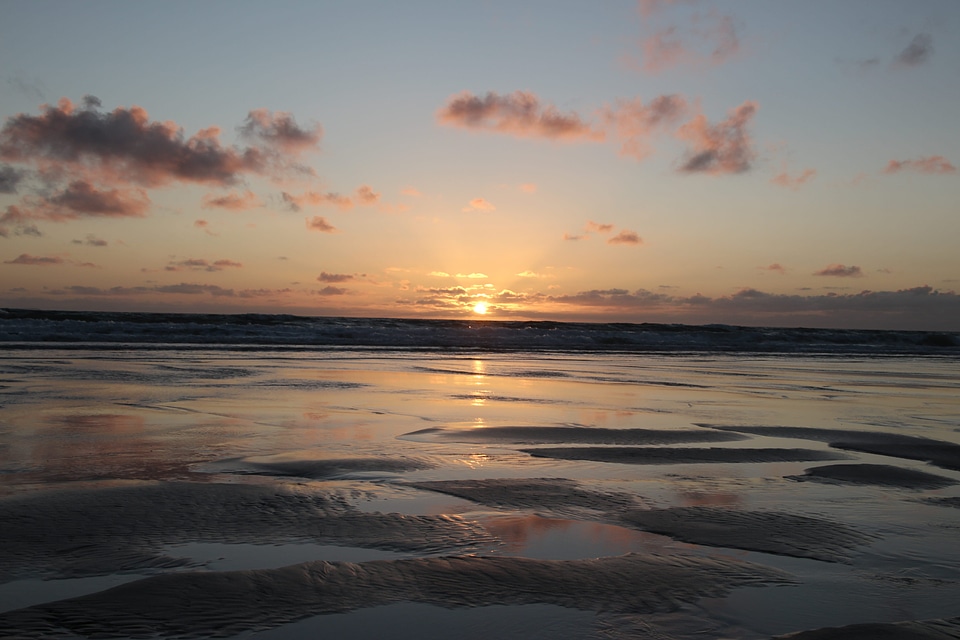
xmin=761 ymin=263 xmax=787 ymax=274
xmin=677 ymin=101 xmax=758 ymax=174
xmin=893 ymin=33 xmax=934 ymax=68
xmin=355 ymin=185 xmax=381 ymax=205
xmin=202 ymin=190 xmax=261 ymax=211
xmin=0 ymin=165 xmax=24 ymax=193
xmin=462 ymin=198 xmax=495 ymax=213
xmin=164 ymin=258 xmax=243 ymax=273
xmin=437 ymin=91 xmax=604 ymax=141
xmin=883 ymin=155 xmax=955 ymax=175
xmin=586 ymin=221 xmax=615 ymax=233
xmin=814 ymin=264 xmax=863 ymax=278
xmin=601 ymin=95 xmax=689 ymax=160
xmin=72 ymin=234 xmax=107 ymax=247
xmin=629 ymin=10 xmax=741 ymax=74
xmin=770 ymin=168 xmax=816 ymax=190
xmin=4 ymin=253 xmax=65 ymax=266
xmin=283 ymin=191 xmax=353 ymax=211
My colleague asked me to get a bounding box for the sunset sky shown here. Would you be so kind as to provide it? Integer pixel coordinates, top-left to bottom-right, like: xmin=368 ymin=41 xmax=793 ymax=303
xmin=2 ymin=1 xmax=958 ymax=330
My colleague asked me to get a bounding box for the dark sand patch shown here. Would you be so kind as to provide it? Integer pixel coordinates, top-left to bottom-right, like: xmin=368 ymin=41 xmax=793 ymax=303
xmin=619 ymin=507 xmax=875 ymax=563
xmin=521 ymin=447 xmax=849 ymax=465
xmin=199 ymin=453 xmax=434 ymax=479
xmin=774 ymin=615 xmax=960 ymax=639
xmin=787 ymin=464 xmax=957 ymax=490
xmin=700 ymin=425 xmax=960 ymax=471
xmin=0 ymin=553 xmax=792 ymax=639
xmin=0 ymin=482 xmax=492 ymax=583
xmin=405 ymin=478 xmax=640 ymax=514
xmin=401 ymin=425 xmax=748 ymax=445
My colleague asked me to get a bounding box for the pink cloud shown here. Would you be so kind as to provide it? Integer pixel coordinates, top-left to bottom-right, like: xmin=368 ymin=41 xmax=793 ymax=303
xmin=814 ymin=264 xmax=863 ymax=277
xmin=463 ymin=198 xmax=495 ymax=213
xmin=770 ymin=168 xmax=816 ymax=190
xmin=677 ymin=101 xmax=758 ymax=174
xmin=305 ymin=215 xmax=336 ymax=233
xmin=202 ymin=190 xmax=261 ymax=210
xmin=4 ymin=253 xmax=65 ymax=265
xmin=237 ymin=108 xmax=322 ymax=155
xmin=437 ymin=91 xmax=604 ymax=141
xmin=883 ymin=155 xmax=956 ymax=175
xmin=608 ymin=230 xmax=643 ymax=245
xmin=586 ymin=220 xmax=614 ymax=233
xmin=634 ymin=12 xmax=740 ymax=74
xmin=762 ymin=263 xmax=787 ymax=274
xmin=601 ymin=94 xmax=690 ymax=160
xmin=355 ymin=185 xmax=380 ymax=205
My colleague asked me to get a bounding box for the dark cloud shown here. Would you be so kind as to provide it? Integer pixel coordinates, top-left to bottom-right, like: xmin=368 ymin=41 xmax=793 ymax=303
xmin=318 ymin=272 xmax=353 ymax=283
xmin=72 ymin=234 xmax=107 ymax=247
xmin=437 ymin=91 xmax=604 ymax=141
xmin=677 ymin=101 xmax=758 ymax=174
xmin=0 ymin=164 xmax=24 ymax=193
xmin=153 ymin=283 xmax=235 ymax=296
xmin=814 ymin=264 xmax=863 ymax=278
xmin=165 ymin=258 xmax=242 ymax=273
xmin=46 ymin=181 xmax=150 ymax=219
xmin=894 ymin=33 xmax=933 ymax=67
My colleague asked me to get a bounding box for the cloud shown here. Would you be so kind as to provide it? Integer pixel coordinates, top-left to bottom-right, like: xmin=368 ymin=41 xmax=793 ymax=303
xmin=305 ymin=215 xmax=337 ymax=233
xmin=770 ymin=168 xmax=816 ymax=190
xmin=0 ymin=221 xmax=42 ymax=238
xmin=463 ymin=197 xmax=495 ymax=213
xmin=4 ymin=253 xmax=65 ymax=265
xmin=318 ymin=272 xmax=353 ymax=283
xmin=202 ymin=190 xmax=261 ymax=210
xmin=0 ymin=97 xmax=287 ymax=187
xmin=563 ymin=233 xmax=587 ymax=241
xmin=437 ymin=91 xmax=604 ymax=141
xmin=237 ymin=108 xmax=322 ymax=154
xmin=1 ymin=181 xmax=150 ymax=223
xmin=153 ymin=283 xmax=235 ymax=296
xmin=283 ymin=190 xmax=353 ymax=211
xmin=893 ymin=33 xmax=934 ymax=68
xmin=608 ymin=230 xmax=643 ymax=245
xmin=762 ymin=263 xmax=786 ymax=274
xmin=400 ymin=187 xmax=421 ymax=197
xmin=317 ymin=285 xmax=347 ymax=296
xmin=677 ymin=101 xmax=758 ymax=174
xmin=516 ymin=271 xmax=545 ymax=278
xmin=355 ymin=185 xmax=380 ymax=205
xmin=519 ymin=183 xmax=537 ymax=193
xmin=883 ymin=155 xmax=956 ymax=175
xmin=165 ymin=258 xmax=243 ymax=272
xmin=814 ymin=264 xmax=863 ymax=278
xmin=456 ymin=273 xmax=488 ymax=279
xmin=600 ymin=95 xmax=690 ymax=160
xmin=72 ymin=234 xmax=107 ymax=247
xmin=586 ymin=220 xmax=614 ymax=233
xmin=0 ymin=164 xmax=24 ymax=193
xmin=633 ymin=11 xmax=740 ymax=74
xmin=194 ymin=219 xmax=217 ymax=236
xmin=428 ymin=271 xmax=451 ymax=278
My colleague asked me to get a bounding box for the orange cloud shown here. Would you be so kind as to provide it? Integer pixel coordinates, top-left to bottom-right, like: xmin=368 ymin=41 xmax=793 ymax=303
xmin=883 ymin=155 xmax=955 ymax=175
xmin=608 ymin=230 xmax=643 ymax=245
xmin=463 ymin=198 xmax=495 ymax=213
xmin=771 ymin=168 xmax=816 ymax=190
xmin=677 ymin=101 xmax=758 ymax=174
xmin=438 ymin=91 xmax=604 ymax=141
xmin=201 ymin=190 xmax=261 ymax=210
xmin=305 ymin=216 xmax=336 ymax=233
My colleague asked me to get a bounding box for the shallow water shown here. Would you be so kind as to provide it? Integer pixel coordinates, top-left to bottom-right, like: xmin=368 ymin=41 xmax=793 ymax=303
xmin=1 ymin=349 xmax=959 ymax=638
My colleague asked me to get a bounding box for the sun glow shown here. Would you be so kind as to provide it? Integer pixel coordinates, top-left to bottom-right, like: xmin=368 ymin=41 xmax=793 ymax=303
xmin=473 ymin=301 xmax=489 ymax=315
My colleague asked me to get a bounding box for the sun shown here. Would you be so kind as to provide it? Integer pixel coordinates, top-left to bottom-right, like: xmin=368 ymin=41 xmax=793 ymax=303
xmin=472 ymin=301 xmax=489 ymax=315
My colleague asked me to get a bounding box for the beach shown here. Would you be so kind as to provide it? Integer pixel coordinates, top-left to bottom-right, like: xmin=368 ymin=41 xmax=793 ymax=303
xmin=1 ymin=336 xmax=959 ymax=638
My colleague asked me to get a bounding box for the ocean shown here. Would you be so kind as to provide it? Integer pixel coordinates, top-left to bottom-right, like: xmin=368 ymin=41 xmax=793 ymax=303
xmin=1 ymin=310 xmax=959 ymax=638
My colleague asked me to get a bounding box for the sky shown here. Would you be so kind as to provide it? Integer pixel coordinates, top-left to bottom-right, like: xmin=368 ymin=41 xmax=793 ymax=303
xmin=1 ymin=0 xmax=959 ymax=330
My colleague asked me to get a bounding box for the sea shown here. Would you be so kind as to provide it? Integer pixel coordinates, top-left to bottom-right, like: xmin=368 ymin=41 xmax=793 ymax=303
xmin=1 ymin=308 xmax=959 ymax=639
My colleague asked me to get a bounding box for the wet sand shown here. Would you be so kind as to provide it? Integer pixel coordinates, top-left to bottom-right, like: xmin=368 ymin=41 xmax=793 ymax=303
xmin=0 ymin=349 xmax=958 ymax=638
